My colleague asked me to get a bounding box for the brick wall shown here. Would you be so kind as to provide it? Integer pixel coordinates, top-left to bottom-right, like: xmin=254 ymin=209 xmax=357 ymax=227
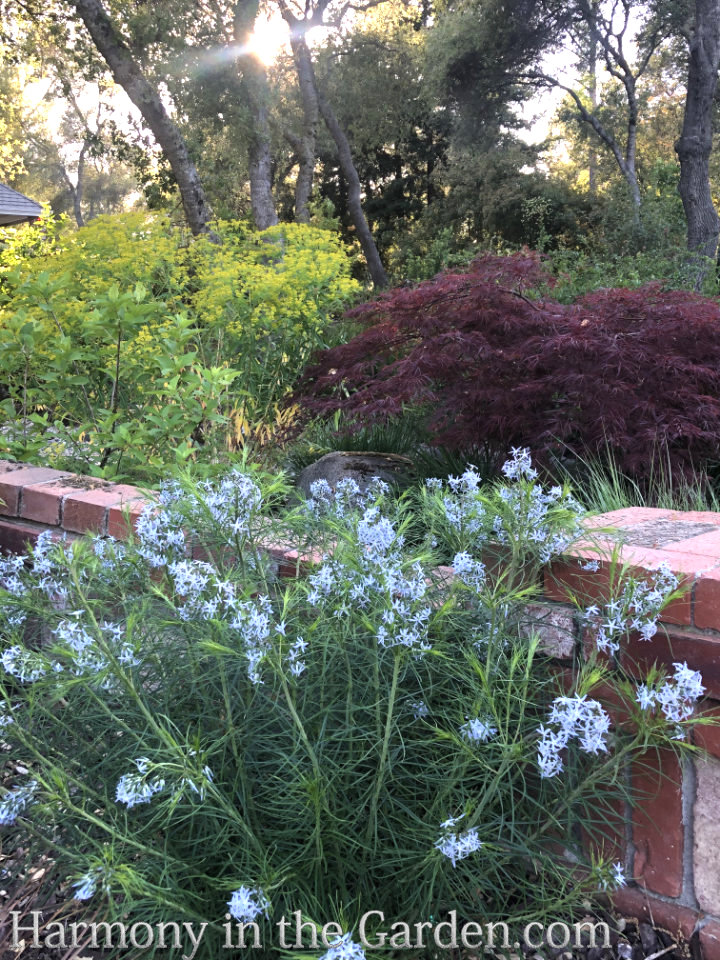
xmin=0 ymin=462 xmax=719 ymax=954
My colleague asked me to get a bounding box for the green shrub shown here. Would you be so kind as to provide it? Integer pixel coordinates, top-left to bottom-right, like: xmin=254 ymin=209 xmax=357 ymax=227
xmin=0 ymin=214 xmax=359 ymax=480
xmin=0 ymin=451 xmax=708 ymax=957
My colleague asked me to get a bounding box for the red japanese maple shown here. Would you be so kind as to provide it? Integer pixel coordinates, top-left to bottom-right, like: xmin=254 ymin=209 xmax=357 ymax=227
xmin=299 ymin=252 xmax=720 ymax=477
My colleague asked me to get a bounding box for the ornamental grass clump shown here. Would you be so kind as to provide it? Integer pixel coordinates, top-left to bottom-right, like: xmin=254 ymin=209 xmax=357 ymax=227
xmin=0 ymin=452 xmax=709 ymax=958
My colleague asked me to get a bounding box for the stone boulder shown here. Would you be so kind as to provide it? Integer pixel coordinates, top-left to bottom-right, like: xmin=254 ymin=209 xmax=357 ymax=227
xmin=296 ymin=451 xmax=415 ymax=499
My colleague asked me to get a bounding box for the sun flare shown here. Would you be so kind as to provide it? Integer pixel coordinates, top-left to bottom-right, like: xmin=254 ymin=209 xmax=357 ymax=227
xmin=247 ymin=12 xmax=288 ymax=65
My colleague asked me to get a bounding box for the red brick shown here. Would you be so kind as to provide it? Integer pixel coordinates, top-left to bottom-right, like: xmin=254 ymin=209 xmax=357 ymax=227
xmin=20 ymin=476 xmax=112 ymax=526
xmin=585 ymin=507 xmax=676 ymax=530
xmin=62 ymin=484 xmax=143 ymax=535
xmin=700 ymin=920 xmax=720 ymax=960
xmin=694 ymin=569 xmax=720 ymax=632
xmin=608 ymin=886 xmax=699 ymax=941
xmin=631 ymin=750 xmax=684 ymax=898
xmin=0 ymin=466 xmax=71 ymax=517
xmin=547 ymin=663 xmax=576 ymax=694
xmin=666 ymin=529 xmax=720 ymax=558
xmin=278 ymin=547 xmax=325 ymax=578
xmin=0 ymin=517 xmax=45 ymax=554
xmin=621 ymin=628 xmax=720 ymax=699
xmin=694 ymin=701 xmax=720 ymax=759
xmin=544 ymin=556 xmax=613 ymax=605
xmin=107 ymin=498 xmax=149 ymax=540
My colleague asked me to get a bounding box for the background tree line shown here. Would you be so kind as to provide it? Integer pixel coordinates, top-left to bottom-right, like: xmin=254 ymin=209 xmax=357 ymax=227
xmin=2 ymin=0 xmax=720 ymax=287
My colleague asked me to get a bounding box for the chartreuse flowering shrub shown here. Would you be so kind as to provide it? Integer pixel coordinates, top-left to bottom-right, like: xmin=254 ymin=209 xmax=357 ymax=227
xmin=0 ymin=451 xmax=709 ymax=958
xmin=0 ymin=214 xmax=358 ymax=480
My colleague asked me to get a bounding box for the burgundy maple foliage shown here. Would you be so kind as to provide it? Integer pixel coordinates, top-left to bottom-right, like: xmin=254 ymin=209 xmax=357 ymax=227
xmin=299 ymin=252 xmax=720 ymax=478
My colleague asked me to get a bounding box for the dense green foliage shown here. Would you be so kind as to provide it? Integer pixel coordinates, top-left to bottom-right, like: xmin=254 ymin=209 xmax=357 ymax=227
xmin=0 ymin=213 xmax=358 ymax=480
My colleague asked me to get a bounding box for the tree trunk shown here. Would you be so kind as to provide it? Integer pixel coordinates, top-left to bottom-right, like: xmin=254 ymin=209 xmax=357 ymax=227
xmin=624 ymin=79 xmax=642 ymax=220
xmin=312 ymin=76 xmax=388 ymax=288
xmin=233 ymin=2 xmax=278 ymax=231
xmin=73 ymin=139 xmax=88 ymax=228
xmin=588 ymin=31 xmax=598 ymax=196
xmin=676 ymin=0 xmax=720 ymax=287
xmin=288 ymin=34 xmax=319 ymax=223
xmin=71 ymin=0 xmax=215 ymax=237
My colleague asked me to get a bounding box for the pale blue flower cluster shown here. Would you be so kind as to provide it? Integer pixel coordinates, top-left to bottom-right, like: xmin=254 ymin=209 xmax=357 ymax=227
xmin=502 ymin=447 xmax=537 ymax=481
xmin=306 ymin=477 xmax=388 ymax=520
xmin=138 ymin=472 xmax=264 ymax=565
xmin=227 ymin=885 xmax=270 ymax=923
xmin=494 ymin=478 xmax=582 ymax=563
xmin=452 ymin=551 xmax=486 ymax=591
xmin=537 ymin=695 xmax=612 ymax=778
xmin=582 ymin=563 xmax=680 ymax=656
xmin=31 ymin=531 xmax=71 ymax=605
xmin=435 ymin=814 xmax=483 ymax=867
xmin=92 ymin=535 xmax=127 ymax=576
xmin=636 ymin=661 xmax=705 ymax=735
xmin=1 ymin=646 xmax=48 ymax=683
xmin=320 ymin=933 xmax=368 ymax=960
xmin=116 ymin=755 xmax=215 ymax=808
xmin=53 ymin=617 xmax=137 ymax=680
xmin=460 ymin=716 xmax=497 ymax=743
xmin=439 ymin=466 xmax=485 ymax=539
xmin=596 ymin=861 xmax=627 ymax=891
xmin=166 ymin=558 xmax=275 ymax=684
xmin=0 ymin=704 xmax=15 ymax=729
xmin=230 ymin=596 xmax=274 ymax=685
xmin=115 ymin=758 xmax=166 ymax=808
xmin=0 ymin=531 xmax=76 ymax=626
xmin=357 ymin=506 xmax=399 ymax=561
xmin=136 ymin=500 xmax=186 ymax=568
xmin=434 ymin=449 xmax=580 ymax=565
xmin=0 ymin=553 xmax=27 ymax=600
xmin=286 ymin=636 xmax=308 ymax=677
xmin=72 ymin=864 xmax=113 ymax=901
xmin=411 ymin=700 xmax=429 ymax=719
xmin=306 ymin=500 xmax=432 ymax=655
xmin=72 ymin=872 xmax=98 ymax=900
xmin=0 ymin=780 xmax=38 ymax=825
xmin=195 ymin=472 xmax=262 ymax=539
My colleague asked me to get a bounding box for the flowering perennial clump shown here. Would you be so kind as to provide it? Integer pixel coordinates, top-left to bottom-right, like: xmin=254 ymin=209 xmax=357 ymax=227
xmin=425 ymin=448 xmax=582 ymax=573
xmin=0 ymin=458 xmax=709 ymax=955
